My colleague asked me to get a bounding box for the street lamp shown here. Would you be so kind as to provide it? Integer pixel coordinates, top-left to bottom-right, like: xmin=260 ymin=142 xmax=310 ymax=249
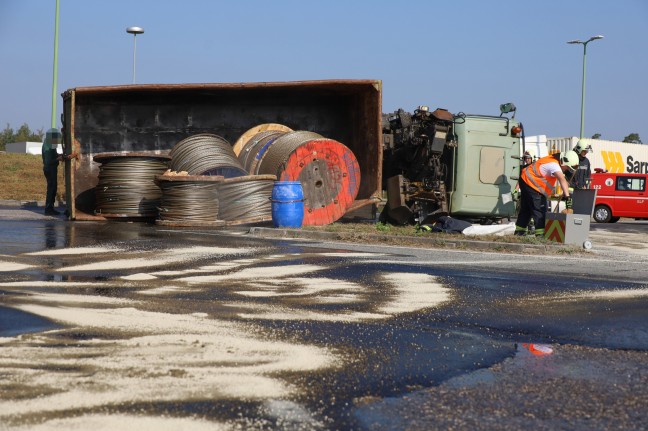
xmin=50 ymin=0 xmax=61 ymax=129
xmin=567 ymin=35 xmax=604 ymax=138
xmin=126 ymin=26 xmax=144 ymax=84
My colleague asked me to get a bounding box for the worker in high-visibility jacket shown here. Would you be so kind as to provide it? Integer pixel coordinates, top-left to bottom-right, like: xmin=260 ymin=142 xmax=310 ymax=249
xmin=515 ymin=151 xmax=580 ymax=237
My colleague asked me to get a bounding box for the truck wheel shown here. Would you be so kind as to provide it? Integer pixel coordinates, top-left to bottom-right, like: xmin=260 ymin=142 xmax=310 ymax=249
xmin=593 ymin=205 xmax=612 ymax=223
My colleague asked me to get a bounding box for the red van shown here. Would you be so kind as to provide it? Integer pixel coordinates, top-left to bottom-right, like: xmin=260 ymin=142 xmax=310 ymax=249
xmin=590 ymin=172 xmax=648 ymax=223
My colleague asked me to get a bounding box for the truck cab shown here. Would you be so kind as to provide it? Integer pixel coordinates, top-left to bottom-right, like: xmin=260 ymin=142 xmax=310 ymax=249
xmin=590 ymin=172 xmax=648 ymax=222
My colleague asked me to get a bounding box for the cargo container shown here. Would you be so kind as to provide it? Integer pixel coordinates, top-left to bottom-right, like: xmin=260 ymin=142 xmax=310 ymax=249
xmin=547 ymin=137 xmax=648 ymax=174
xmin=61 ymin=80 xmax=382 ymax=221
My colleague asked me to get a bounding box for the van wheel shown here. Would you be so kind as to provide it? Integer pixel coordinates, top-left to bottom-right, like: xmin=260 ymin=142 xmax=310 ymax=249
xmin=594 ymin=205 xmax=612 ymax=223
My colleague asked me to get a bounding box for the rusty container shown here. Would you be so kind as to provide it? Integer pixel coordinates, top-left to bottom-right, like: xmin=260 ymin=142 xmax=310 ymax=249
xmin=61 ymin=80 xmax=382 ymax=221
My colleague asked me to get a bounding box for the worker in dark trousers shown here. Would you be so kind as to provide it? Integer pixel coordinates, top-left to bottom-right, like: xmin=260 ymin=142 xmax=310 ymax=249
xmin=572 ymin=140 xmax=592 ymax=189
xmin=42 ymin=128 xmax=63 ymax=216
xmin=515 ymin=151 xmax=580 ymax=237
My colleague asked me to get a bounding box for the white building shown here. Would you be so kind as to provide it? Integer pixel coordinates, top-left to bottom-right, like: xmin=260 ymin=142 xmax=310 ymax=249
xmin=4 ymin=142 xmax=63 ymax=155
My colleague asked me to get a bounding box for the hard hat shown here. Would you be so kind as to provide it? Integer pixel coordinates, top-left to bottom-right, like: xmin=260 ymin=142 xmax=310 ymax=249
xmin=560 ymin=150 xmax=579 ymax=171
xmin=574 ymin=140 xmax=592 ymax=154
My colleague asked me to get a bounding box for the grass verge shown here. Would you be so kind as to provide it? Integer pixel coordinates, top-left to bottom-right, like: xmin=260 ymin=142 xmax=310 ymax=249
xmin=0 ymin=153 xmax=65 ymax=202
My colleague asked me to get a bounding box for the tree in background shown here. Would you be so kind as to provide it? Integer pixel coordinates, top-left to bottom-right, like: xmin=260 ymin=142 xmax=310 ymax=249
xmin=591 ymin=133 xmax=601 ymax=139
xmin=0 ymin=124 xmax=45 ymax=151
xmin=623 ymin=133 xmax=643 ymax=144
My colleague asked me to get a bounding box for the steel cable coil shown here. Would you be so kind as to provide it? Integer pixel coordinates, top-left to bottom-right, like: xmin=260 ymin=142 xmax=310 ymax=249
xmin=232 ymin=123 xmax=293 ymax=156
xmin=238 ymin=130 xmax=288 ymax=174
xmin=156 ymin=176 xmax=223 ymax=222
xmin=218 ymin=175 xmax=276 ymax=221
xmin=169 ymin=133 xmax=246 ymax=178
xmin=93 ymin=153 xmax=170 ymax=218
xmin=256 ymin=131 xmax=323 ymax=177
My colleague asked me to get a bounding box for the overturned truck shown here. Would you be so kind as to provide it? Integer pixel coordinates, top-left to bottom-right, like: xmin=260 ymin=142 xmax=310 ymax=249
xmin=381 ymin=104 xmax=523 ymax=225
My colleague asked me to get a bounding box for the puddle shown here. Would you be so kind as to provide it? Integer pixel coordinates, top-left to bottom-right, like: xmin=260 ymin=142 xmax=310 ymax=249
xmin=0 ymin=306 xmax=60 ymax=337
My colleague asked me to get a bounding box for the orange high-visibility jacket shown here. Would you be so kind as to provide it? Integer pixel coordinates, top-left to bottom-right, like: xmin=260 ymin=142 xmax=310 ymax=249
xmin=521 ymin=155 xmax=560 ymax=196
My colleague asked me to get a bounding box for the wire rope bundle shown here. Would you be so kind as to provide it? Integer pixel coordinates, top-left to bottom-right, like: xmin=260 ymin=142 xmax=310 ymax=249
xmin=238 ymin=130 xmax=288 ymax=174
xmin=93 ymin=153 xmax=171 ymax=218
xmin=169 ymin=134 xmax=247 ymax=178
xmin=219 ymin=175 xmax=276 ymax=223
xmin=255 ymin=131 xmax=323 ymax=176
xmin=155 ymin=175 xmax=224 ymax=224
xmin=232 ymin=123 xmax=293 ymax=156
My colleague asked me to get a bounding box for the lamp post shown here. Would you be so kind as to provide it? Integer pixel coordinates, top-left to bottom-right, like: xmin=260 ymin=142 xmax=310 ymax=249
xmin=126 ymin=26 xmax=144 ymax=84
xmin=567 ymin=35 xmax=603 ymax=138
xmin=51 ymin=0 xmax=60 ymax=128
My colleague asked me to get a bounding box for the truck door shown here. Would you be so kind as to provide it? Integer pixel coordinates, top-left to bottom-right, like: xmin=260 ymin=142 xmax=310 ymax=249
xmin=615 ymin=175 xmax=647 ymax=217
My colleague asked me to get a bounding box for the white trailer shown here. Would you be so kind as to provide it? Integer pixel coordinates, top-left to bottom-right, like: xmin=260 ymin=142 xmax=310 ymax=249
xmin=547 ymin=137 xmax=648 ymax=174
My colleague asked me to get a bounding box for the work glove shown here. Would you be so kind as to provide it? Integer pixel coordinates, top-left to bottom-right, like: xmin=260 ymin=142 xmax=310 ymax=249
xmin=565 ymin=197 xmax=573 ymax=210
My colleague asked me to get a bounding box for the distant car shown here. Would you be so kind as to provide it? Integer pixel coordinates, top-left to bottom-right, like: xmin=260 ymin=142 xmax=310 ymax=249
xmin=590 ymin=172 xmax=648 ymax=223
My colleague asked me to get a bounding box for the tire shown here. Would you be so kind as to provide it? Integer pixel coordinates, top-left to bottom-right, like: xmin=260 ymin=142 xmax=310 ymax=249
xmin=593 ymin=205 xmax=612 ymax=223
xmin=583 ymin=240 xmax=593 ymax=250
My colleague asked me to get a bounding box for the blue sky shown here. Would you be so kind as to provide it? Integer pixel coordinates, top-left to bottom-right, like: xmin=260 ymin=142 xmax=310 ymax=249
xmin=1 ymin=0 xmax=647 ymax=141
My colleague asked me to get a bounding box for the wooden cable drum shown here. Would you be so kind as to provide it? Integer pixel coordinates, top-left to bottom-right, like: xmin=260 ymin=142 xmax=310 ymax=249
xmin=256 ymin=131 xmax=323 ymax=176
xmin=93 ymin=152 xmax=171 ymax=219
xmin=218 ymin=174 xmax=276 ymax=224
xmin=154 ymin=174 xmax=225 ymax=226
xmin=277 ymin=139 xmax=361 ymax=226
xmin=232 ymin=123 xmax=293 ymax=156
xmin=238 ymin=130 xmax=288 ymax=174
xmin=169 ymin=133 xmax=247 ymax=178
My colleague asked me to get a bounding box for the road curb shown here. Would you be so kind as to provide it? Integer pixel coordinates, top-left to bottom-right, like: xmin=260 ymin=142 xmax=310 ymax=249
xmin=248 ymin=227 xmax=569 ymax=254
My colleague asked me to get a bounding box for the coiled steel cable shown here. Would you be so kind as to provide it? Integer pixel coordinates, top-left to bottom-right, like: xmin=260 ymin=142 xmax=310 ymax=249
xmin=218 ymin=175 xmax=276 ymax=221
xmin=238 ymin=130 xmax=288 ymax=173
xmin=169 ymin=134 xmax=246 ymax=177
xmin=156 ymin=176 xmax=223 ymax=222
xmin=256 ymin=131 xmax=323 ymax=177
xmin=94 ymin=154 xmax=170 ymax=217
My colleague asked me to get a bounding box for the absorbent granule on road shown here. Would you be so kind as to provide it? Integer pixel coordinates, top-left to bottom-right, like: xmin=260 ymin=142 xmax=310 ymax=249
xmin=120 ymin=273 xmax=158 ymax=281
xmin=234 ymin=277 xmax=363 ymax=298
xmin=20 ymin=292 xmax=137 ymax=305
xmin=0 ymin=261 xmax=33 ymax=271
xmin=26 ymin=246 xmax=122 ymax=256
xmin=0 ymin=280 xmax=113 ymax=288
xmin=552 ymin=288 xmax=648 ymax=300
xmin=6 ymin=414 xmax=233 ymax=431
xmin=176 ymin=264 xmax=326 ymax=284
xmin=0 ymin=304 xmax=338 ymax=423
xmin=378 ymin=273 xmax=452 ymax=315
xmin=56 ymin=246 xmax=257 ymax=272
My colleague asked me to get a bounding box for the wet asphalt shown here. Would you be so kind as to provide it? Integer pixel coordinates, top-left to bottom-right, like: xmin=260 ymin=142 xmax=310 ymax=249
xmin=0 ymin=205 xmax=647 ymax=430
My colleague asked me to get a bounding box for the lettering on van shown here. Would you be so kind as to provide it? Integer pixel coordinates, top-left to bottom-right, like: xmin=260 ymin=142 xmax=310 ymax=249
xmin=601 ymin=151 xmax=648 ymax=174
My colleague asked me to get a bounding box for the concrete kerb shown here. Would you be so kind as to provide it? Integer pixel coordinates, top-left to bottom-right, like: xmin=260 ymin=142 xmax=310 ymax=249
xmin=247 ymin=227 xmax=571 ymax=254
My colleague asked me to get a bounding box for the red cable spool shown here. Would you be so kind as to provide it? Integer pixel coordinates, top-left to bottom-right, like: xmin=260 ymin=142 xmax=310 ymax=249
xmin=277 ymin=139 xmax=361 ymax=226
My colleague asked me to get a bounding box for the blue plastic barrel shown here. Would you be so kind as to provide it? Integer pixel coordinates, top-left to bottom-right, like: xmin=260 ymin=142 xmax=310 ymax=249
xmin=271 ymin=181 xmax=304 ymax=228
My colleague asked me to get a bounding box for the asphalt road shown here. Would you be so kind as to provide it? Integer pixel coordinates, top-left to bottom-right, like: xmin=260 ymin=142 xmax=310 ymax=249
xmin=0 ymin=206 xmax=647 ymax=430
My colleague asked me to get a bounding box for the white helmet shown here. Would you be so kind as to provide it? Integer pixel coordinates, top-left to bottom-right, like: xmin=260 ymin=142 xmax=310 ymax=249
xmin=560 ymin=150 xmax=579 ymax=172
xmin=574 ymin=140 xmax=592 ymax=154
